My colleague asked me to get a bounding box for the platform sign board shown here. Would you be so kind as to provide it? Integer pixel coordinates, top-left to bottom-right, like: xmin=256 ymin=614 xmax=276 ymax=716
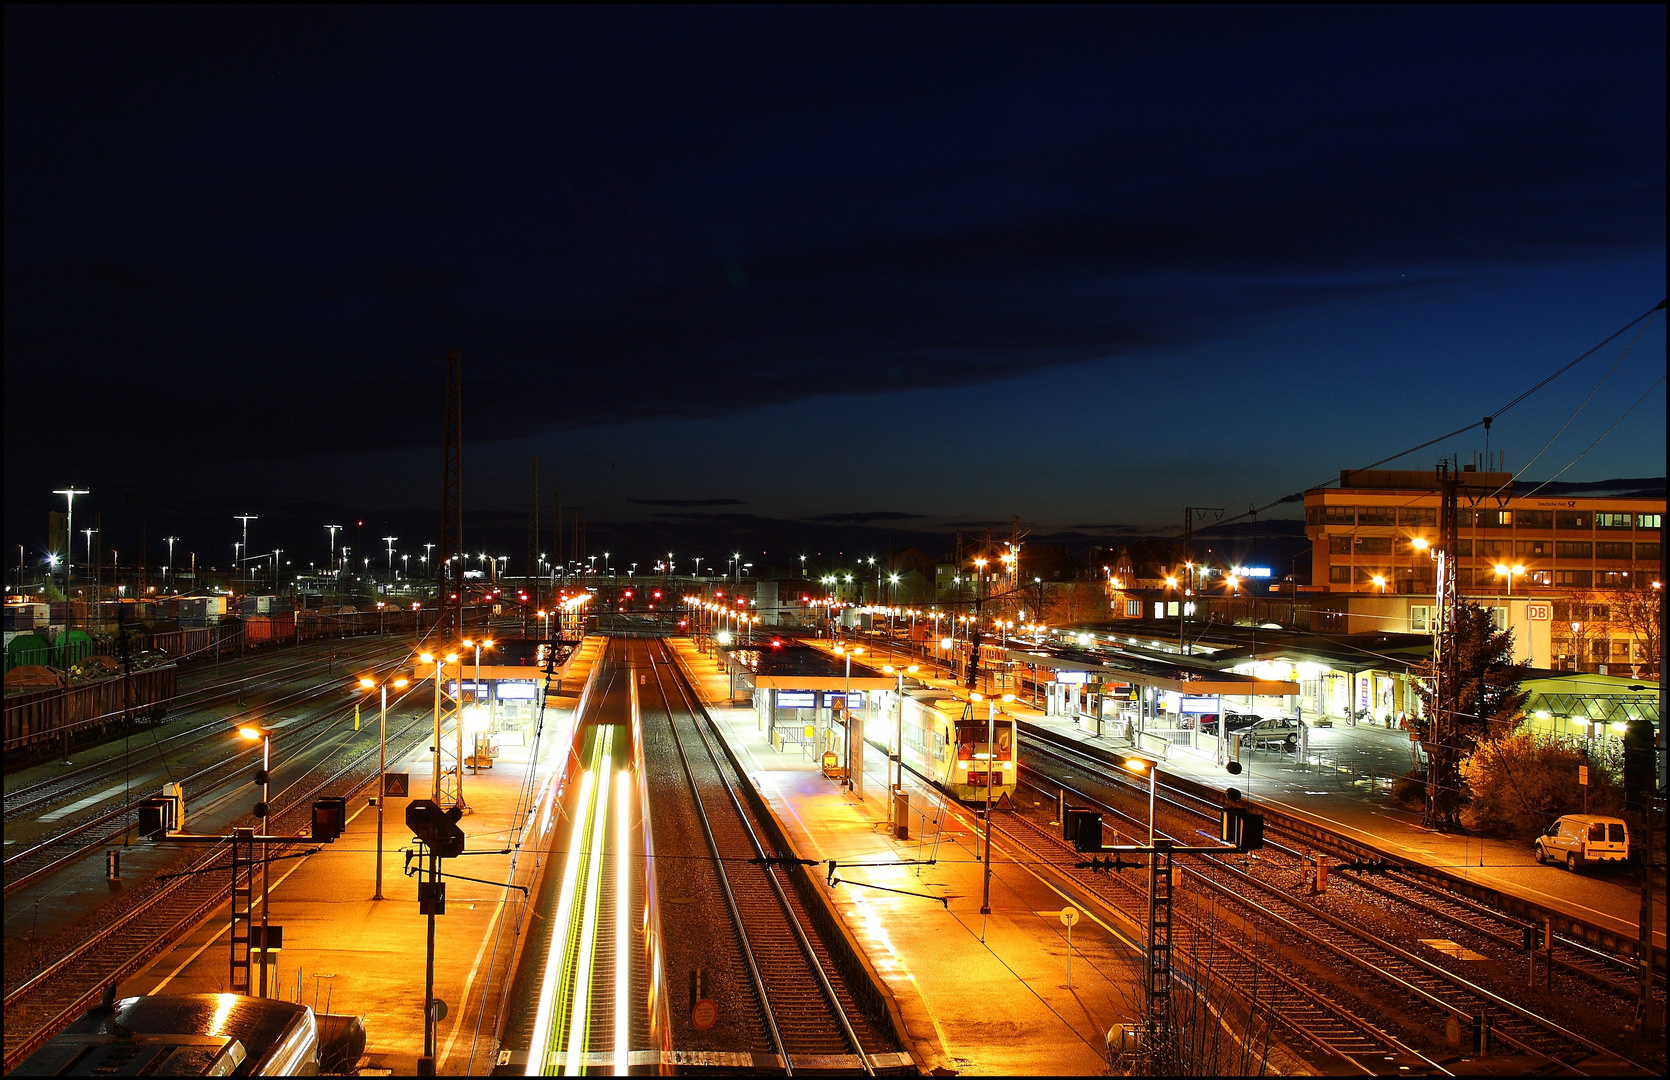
xmin=1180 ymin=696 xmax=1220 ymax=714
xmin=691 ymin=999 xmax=718 ymax=1031
xmin=383 ymin=772 xmax=410 ymax=797
xmin=777 ymin=690 xmax=815 ymax=708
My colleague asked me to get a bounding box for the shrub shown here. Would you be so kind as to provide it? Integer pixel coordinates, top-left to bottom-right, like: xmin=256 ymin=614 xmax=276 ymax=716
xmin=1462 ymin=732 xmax=1623 ymax=838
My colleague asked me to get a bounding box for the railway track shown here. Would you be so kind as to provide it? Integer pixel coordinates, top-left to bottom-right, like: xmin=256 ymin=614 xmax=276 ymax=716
xmin=1010 ymin=738 xmax=1659 ymax=1074
xmin=2 ymin=656 xmax=411 ymax=898
xmin=996 ymin=807 xmax=1440 ymax=1075
xmin=3 ymin=641 xmax=402 ymax=824
xmin=642 ymin=639 xmax=896 ymax=1071
xmin=1023 ymin=731 xmax=1666 ymax=1009
xmin=1 ymin=706 xmax=433 ymax=1072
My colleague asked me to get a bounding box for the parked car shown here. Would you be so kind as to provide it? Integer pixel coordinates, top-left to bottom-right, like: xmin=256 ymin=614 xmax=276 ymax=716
xmin=1534 ymin=815 xmax=1631 ymax=872
xmin=1201 ymin=713 xmax=1263 ymax=736
xmin=1240 ymin=717 xmax=1301 ymax=751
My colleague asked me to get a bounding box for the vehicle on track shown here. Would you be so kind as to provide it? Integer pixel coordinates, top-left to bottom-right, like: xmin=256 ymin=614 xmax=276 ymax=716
xmin=880 ymin=687 xmax=1018 ymax=802
xmin=1534 ymin=814 xmax=1632 ymax=872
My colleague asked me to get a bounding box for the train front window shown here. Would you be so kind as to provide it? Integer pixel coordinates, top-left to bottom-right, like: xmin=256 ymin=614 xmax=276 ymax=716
xmin=956 ymin=722 xmax=1011 ymax=760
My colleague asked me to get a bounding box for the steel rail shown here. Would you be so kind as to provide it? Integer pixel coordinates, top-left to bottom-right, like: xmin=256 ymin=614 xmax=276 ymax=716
xmin=4 ymin=641 xmax=400 ymax=821
xmin=3 ymin=656 xmax=409 ymax=896
xmin=644 ymin=647 xmax=793 ymax=1070
xmin=2 ymin=704 xmax=431 ymax=1071
xmin=1029 ymin=762 xmax=1655 ymax=1075
xmin=1023 ymin=729 xmax=1667 ymax=1000
xmin=649 ymin=641 xmax=875 ymax=1074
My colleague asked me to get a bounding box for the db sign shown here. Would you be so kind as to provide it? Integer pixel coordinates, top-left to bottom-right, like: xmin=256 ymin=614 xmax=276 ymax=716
xmin=1526 ymin=604 xmax=1552 ymax=621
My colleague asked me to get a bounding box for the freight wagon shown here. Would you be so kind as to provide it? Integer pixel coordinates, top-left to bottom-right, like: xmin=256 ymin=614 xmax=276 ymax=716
xmin=4 ymin=662 xmax=179 ymax=754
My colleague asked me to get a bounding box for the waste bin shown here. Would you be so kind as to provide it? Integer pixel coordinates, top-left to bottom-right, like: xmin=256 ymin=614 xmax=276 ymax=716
xmin=892 ymin=787 xmax=909 ymax=840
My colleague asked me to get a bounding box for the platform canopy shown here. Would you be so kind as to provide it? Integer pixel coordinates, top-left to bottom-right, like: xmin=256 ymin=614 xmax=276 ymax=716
xmin=727 ymin=645 xmax=898 ymax=690
xmin=1000 ymin=647 xmax=1299 ymax=698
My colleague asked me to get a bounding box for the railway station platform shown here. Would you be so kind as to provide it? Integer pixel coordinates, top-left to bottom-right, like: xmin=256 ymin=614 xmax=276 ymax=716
xmin=817 ymin=641 xmax=1665 ymax=965
xmin=663 ymin=636 xmax=1309 ymax=1076
xmin=114 ymin=635 xmax=607 ymax=1076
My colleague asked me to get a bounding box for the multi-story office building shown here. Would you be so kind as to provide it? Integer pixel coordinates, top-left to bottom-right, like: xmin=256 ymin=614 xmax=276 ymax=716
xmin=1304 ymin=468 xmax=1663 ymax=673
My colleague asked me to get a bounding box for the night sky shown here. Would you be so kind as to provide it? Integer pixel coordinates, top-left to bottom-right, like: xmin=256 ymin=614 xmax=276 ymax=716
xmin=4 ymin=7 xmax=1665 ymax=569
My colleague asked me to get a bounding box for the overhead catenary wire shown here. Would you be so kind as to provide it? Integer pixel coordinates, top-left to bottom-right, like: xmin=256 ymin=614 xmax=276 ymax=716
xmin=1202 ymin=298 xmax=1667 ymax=533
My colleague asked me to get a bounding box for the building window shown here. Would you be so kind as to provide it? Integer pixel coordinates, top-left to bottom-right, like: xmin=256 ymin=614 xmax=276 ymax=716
xmin=1329 ymin=535 xmax=1353 ymax=555
xmin=1125 ymin=599 xmax=1142 ymax=617
xmin=1595 ymin=512 xmax=1633 ymax=530
xmin=1329 ymin=566 xmax=1353 ymax=584
xmin=1154 ymin=601 xmax=1165 ymax=619
xmin=1323 ymin=506 xmax=1355 ymax=525
xmin=1515 ymin=510 xmax=1553 ymax=529
xmin=1637 ymin=513 xmax=1661 ymax=529
xmin=1477 ymin=538 xmax=1511 ymax=557
xmin=1516 ymin=539 xmax=1553 ymax=557
xmin=1306 ymin=506 xmax=1321 ymax=526
xmin=1488 ymin=607 xmax=1507 ymax=631
xmin=1555 ymin=541 xmax=1593 ymax=559
xmin=1352 ymin=566 xmax=1384 ymax=585
xmin=1398 ymin=507 xmax=1437 ymax=526
xmin=1409 ymin=606 xmax=1429 ymax=632
xmin=1637 ymin=543 xmax=1661 ymax=561
xmin=1555 ymin=569 xmax=1593 ymax=587
xmin=1527 ymin=569 xmax=1553 ymax=586
xmin=1168 ymin=601 xmax=1180 ymax=617
xmin=1596 ymin=570 xmax=1631 ymax=588
xmin=1595 ymin=542 xmax=1632 ymax=560
xmin=1613 ymin=640 xmax=1632 ymax=660
xmin=1354 ymin=536 xmax=1393 ymax=555
xmin=1480 ymin=509 xmax=1513 ymax=527
xmin=1357 ymin=506 xmax=1395 ymax=526
xmin=1556 ymin=511 xmax=1591 ymax=529
xmin=1453 ymin=539 xmax=1473 ymax=557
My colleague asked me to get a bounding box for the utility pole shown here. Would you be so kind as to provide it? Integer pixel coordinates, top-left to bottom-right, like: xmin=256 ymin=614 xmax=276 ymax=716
xmin=527 ymin=457 xmax=540 ymax=632
xmin=1180 ymin=507 xmax=1223 ymax=655
xmin=436 ymin=350 xmax=464 ymax=642
xmin=1426 ymin=461 xmax=1462 ymax=829
xmin=235 ymin=515 xmax=258 ymax=593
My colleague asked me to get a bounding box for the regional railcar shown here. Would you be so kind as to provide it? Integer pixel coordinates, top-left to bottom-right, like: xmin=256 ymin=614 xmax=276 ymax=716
xmin=878 ymin=687 xmax=1017 ymax=802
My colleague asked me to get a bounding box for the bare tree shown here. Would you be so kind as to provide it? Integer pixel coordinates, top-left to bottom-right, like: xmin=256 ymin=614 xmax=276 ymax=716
xmin=1612 ymin=588 xmax=1661 ymax=677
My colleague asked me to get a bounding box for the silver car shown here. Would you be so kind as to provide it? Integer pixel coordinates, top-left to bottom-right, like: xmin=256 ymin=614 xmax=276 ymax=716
xmin=1241 ymin=717 xmax=1301 ymax=752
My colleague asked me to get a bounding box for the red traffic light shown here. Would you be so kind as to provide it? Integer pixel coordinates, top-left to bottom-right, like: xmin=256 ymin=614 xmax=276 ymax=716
xmin=771 ymin=639 xmax=783 ymax=648
xmin=653 ymin=591 xmax=662 ymax=598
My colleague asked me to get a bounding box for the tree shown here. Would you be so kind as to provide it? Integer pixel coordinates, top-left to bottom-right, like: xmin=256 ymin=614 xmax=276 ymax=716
xmin=1463 ymin=731 xmax=1624 ymax=838
xmin=1612 ymin=587 xmax=1661 ymax=677
xmin=1411 ymin=602 xmax=1530 ymax=830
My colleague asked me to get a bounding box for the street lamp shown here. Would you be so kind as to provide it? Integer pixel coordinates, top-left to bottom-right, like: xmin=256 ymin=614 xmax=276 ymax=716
xmin=52 ymin=487 xmax=89 ymax=598
xmin=237 ymin=724 xmax=277 ymax=996
xmin=832 ymin=644 xmax=865 ymax=770
xmin=881 ymin=664 xmax=920 ymax=792
xmin=420 ymin=650 xmax=460 ymax=803
xmin=1124 ymin=756 xmax=1160 ymax=845
xmin=235 ymin=515 xmax=258 ymax=591
xmin=325 ymin=526 xmax=343 ymax=576
xmin=970 ymin=690 xmax=1015 ymax=916
xmin=461 ymin=637 xmax=496 ymax=774
xmin=359 ymin=675 xmax=410 ymax=899
xmin=1493 ymin=563 xmax=1525 ymax=595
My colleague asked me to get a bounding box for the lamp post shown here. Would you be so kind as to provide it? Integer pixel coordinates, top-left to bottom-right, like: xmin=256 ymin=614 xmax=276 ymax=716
xmin=882 ymin=664 xmax=919 ymax=792
xmin=53 ymin=487 xmax=89 ymax=599
xmin=237 ymin=724 xmax=276 ymax=996
xmin=832 ymin=644 xmax=864 ymax=770
xmin=325 ymin=526 xmax=343 ymax=576
xmin=358 ymin=675 xmax=410 ymax=899
xmin=972 ymin=691 xmax=1015 ymax=916
xmin=235 ymin=515 xmax=258 ymax=592
xmin=1494 ymin=563 xmax=1525 ymax=595
xmin=165 ymin=536 xmax=178 ymax=592
xmin=420 ymin=650 xmax=459 ymax=802
xmin=461 ymin=637 xmax=495 ymax=776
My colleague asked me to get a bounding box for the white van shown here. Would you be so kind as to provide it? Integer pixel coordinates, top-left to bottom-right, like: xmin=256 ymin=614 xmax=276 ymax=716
xmin=1534 ymin=815 xmax=1631 ymax=872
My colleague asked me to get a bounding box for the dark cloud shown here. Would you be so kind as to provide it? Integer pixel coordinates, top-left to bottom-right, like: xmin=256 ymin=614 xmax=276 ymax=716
xmin=632 ymin=498 xmax=745 ymax=507
xmin=3 ymin=7 xmax=1662 ymax=468
xmin=807 ymin=511 xmax=926 ymax=524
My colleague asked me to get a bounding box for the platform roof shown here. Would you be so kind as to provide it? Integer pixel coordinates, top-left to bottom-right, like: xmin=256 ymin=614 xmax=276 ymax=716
xmin=998 ymin=646 xmax=1298 ymax=697
xmin=726 ymin=644 xmax=898 ymax=689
